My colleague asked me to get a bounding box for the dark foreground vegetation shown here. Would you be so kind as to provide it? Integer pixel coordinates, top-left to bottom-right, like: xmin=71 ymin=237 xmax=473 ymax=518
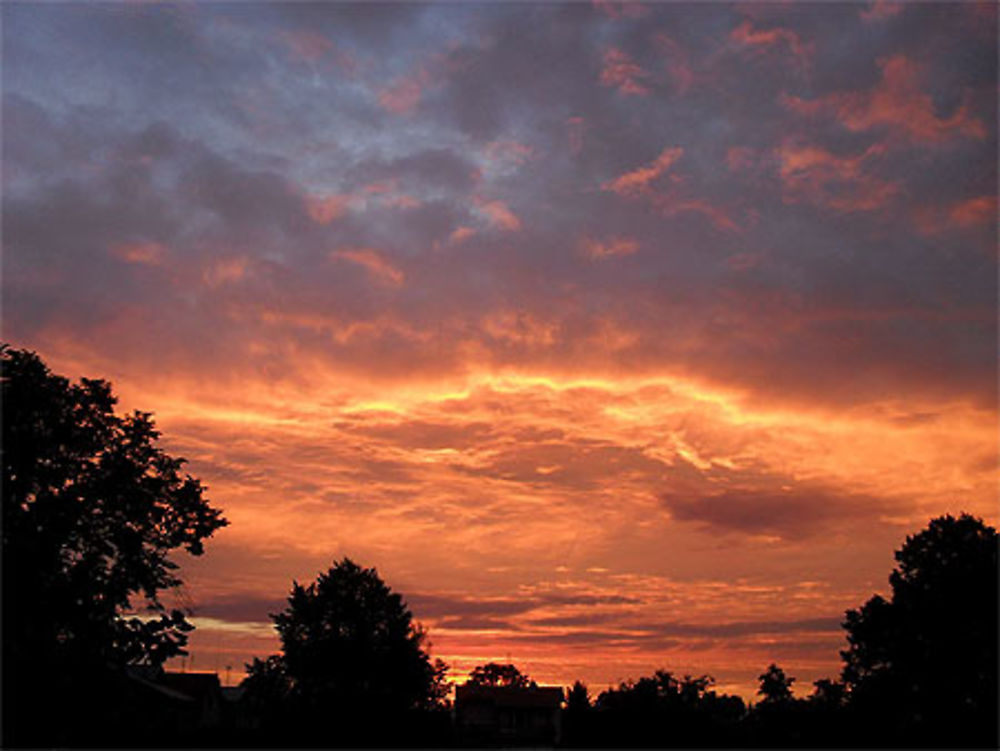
xmin=3 ymin=346 xmax=997 ymax=748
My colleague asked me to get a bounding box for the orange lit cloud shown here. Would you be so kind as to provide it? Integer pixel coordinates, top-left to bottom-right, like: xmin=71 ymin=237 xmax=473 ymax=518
xmin=120 ymin=366 xmax=996 ymax=694
xmin=378 ymin=68 xmax=432 ymax=114
xmin=484 ymin=140 xmax=535 ymax=168
xmin=474 ymin=199 xmax=522 ymax=231
xmin=782 ymin=55 xmax=986 ymax=144
xmin=654 ymin=34 xmax=694 ymax=94
xmin=653 ymin=196 xmax=742 ymax=233
xmin=859 ymin=1 xmax=904 ymax=23
xmin=730 ymin=20 xmax=812 ymax=73
xmin=330 ymin=247 xmax=404 ymax=286
xmin=7 ymin=0 xmax=996 ymax=702
xmin=915 ymin=195 xmax=996 ymax=237
xmin=447 ymin=226 xmax=477 ymax=245
xmin=111 ymin=241 xmax=168 ymax=266
xmin=599 ymin=47 xmax=651 ymax=96
xmin=582 ymin=235 xmax=639 ymax=260
xmin=306 ymin=193 xmax=354 ymax=224
xmin=602 ymin=147 xmax=684 ymax=196
xmin=777 ymin=140 xmax=899 ymax=212
xmin=202 ymin=256 xmax=248 ymax=287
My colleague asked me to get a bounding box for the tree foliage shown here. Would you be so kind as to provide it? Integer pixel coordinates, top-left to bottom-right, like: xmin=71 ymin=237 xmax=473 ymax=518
xmin=840 ymin=513 xmax=998 ymax=743
xmin=2 ymin=346 xmax=227 ymax=667
xmin=756 ymin=663 xmax=795 ymax=704
xmin=261 ymin=557 xmax=448 ymax=715
xmin=466 ymin=662 xmax=534 ymax=688
xmin=1 ymin=346 xmax=227 ymax=745
xmin=591 ymin=670 xmax=745 ymax=747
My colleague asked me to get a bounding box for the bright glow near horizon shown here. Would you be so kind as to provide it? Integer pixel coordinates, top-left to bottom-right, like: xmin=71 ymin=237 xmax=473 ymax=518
xmin=3 ymin=0 xmax=996 ymax=699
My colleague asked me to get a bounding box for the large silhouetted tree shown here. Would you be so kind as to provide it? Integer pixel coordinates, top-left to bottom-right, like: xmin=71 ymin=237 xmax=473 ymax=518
xmin=249 ymin=557 xmax=448 ymax=744
xmin=840 ymin=513 xmax=998 ymax=746
xmin=1 ymin=346 xmax=228 ymax=746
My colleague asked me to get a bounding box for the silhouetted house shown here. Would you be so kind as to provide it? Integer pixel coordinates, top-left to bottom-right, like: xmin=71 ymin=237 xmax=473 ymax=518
xmin=160 ymin=671 xmax=224 ymax=729
xmin=220 ymin=685 xmax=259 ymax=731
xmin=120 ymin=665 xmax=202 ymax=738
xmin=456 ymin=684 xmax=563 ymax=746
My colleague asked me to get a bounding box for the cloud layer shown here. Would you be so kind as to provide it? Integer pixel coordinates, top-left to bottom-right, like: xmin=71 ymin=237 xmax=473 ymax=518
xmin=3 ymin=1 xmax=996 ymax=698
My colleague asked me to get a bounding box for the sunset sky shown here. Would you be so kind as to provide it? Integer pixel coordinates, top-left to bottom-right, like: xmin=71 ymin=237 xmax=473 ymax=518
xmin=3 ymin=1 xmax=997 ymax=699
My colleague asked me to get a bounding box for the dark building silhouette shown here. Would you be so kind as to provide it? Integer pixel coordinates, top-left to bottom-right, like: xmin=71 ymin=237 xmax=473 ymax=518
xmin=159 ymin=671 xmax=225 ymax=729
xmin=455 ymin=683 xmax=563 ymax=746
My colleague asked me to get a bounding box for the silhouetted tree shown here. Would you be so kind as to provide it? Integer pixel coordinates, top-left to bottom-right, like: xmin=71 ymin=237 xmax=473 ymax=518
xmin=1 ymin=346 xmax=227 ymax=747
xmin=590 ymin=669 xmax=745 ymax=747
xmin=248 ymin=557 xmax=449 ymax=745
xmin=466 ymin=661 xmax=534 ymax=688
xmin=840 ymin=513 xmax=998 ymax=746
xmin=809 ymin=678 xmax=846 ymax=708
xmin=566 ymin=680 xmax=592 ymax=711
xmin=757 ymin=663 xmax=795 ymax=704
xmin=563 ymin=680 xmax=594 ymax=747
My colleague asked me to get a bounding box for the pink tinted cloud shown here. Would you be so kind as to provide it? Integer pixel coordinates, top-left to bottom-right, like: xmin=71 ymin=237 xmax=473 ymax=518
xmin=378 ymin=68 xmax=432 ymax=114
xmin=726 ymin=252 xmax=765 ymax=272
xmin=475 ymin=199 xmax=522 ymax=231
xmin=330 ymin=247 xmax=404 ymax=286
xmin=726 ymin=147 xmax=759 ymax=173
xmin=778 ymin=141 xmax=900 ymax=213
xmin=110 ymin=241 xmax=168 ymax=266
xmin=202 ymin=256 xmax=248 ymax=287
xmin=383 ymin=194 xmax=422 ymax=210
xmin=949 ymin=196 xmax=995 ymax=227
xmin=581 ymin=235 xmax=639 ymax=260
xmin=782 ymin=55 xmax=986 ymax=144
xmin=653 ymin=197 xmax=742 ymax=233
xmin=730 ymin=20 xmax=813 ymax=73
xmin=592 ymin=0 xmax=649 ymax=20
xmin=485 ymin=140 xmax=535 ymax=167
xmin=915 ymin=195 xmax=996 ymax=236
xmin=654 ymin=34 xmax=694 ymax=95
xmin=306 ymin=194 xmax=354 ymax=225
xmin=859 ymin=1 xmax=904 ymax=23
xmin=279 ymin=30 xmax=332 ymax=63
xmin=448 ymin=226 xmax=477 ymax=245
xmin=602 ymin=147 xmax=684 ymax=196
xmin=278 ymin=30 xmax=356 ymax=71
xmin=599 ymin=47 xmax=651 ymax=96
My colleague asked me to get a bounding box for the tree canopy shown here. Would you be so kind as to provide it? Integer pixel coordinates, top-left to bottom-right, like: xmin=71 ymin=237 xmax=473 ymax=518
xmin=757 ymin=664 xmax=795 ymax=704
xmin=258 ymin=557 xmax=448 ymax=717
xmin=466 ymin=662 xmax=534 ymax=688
xmin=841 ymin=513 xmax=998 ymax=745
xmin=1 ymin=346 xmax=227 ymax=745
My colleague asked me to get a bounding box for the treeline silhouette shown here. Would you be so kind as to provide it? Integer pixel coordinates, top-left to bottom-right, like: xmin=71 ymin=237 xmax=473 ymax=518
xmin=2 ymin=346 xmax=997 ymax=748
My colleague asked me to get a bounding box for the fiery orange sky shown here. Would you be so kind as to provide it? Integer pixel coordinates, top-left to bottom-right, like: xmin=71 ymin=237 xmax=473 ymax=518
xmin=3 ymin=1 xmax=996 ymax=700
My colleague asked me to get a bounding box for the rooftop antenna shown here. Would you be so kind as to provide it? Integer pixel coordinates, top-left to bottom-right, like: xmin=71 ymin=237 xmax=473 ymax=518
xmin=225 ymin=665 xmax=232 ymax=686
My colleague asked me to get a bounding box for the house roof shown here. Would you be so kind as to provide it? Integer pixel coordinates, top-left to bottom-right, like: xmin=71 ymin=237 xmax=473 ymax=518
xmin=456 ymin=684 xmax=563 ymax=709
xmin=160 ymin=672 xmax=222 ymax=703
